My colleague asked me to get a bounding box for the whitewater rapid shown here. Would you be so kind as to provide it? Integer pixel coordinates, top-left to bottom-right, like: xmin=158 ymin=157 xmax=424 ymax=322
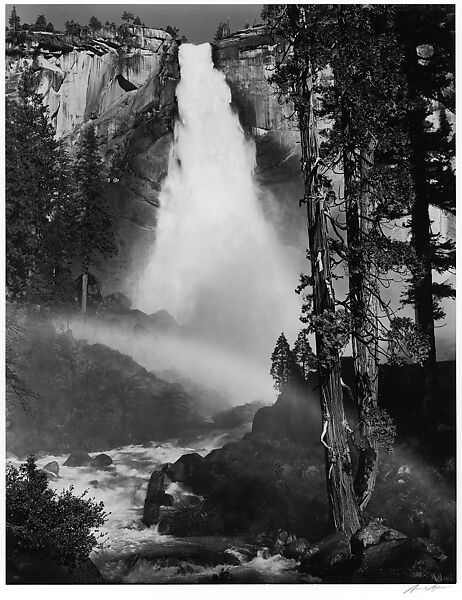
xmin=8 ymin=440 xmax=312 ymax=583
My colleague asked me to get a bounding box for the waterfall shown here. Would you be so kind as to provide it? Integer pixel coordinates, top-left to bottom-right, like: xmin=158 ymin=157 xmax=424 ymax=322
xmin=135 ymin=43 xmax=300 ymax=400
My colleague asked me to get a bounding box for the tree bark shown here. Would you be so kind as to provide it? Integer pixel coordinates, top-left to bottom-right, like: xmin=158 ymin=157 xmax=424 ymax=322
xmin=299 ymin=68 xmax=362 ymax=537
xmin=351 ymin=147 xmax=379 ymax=511
xmin=337 ymin=6 xmax=379 ymax=511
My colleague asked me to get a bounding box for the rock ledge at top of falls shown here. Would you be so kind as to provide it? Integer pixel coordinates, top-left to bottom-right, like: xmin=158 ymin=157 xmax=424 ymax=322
xmin=6 ymin=25 xmax=174 ymax=58
xmin=6 ymin=26 xmax=178 ymax=140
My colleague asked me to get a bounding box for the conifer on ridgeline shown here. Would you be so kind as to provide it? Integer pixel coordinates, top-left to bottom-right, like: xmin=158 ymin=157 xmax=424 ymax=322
xmin=8 ymin=6 xmax=21 ymax=32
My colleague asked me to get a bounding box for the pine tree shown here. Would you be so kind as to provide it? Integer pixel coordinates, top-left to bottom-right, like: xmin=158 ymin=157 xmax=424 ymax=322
xmin=9 ymin=6 xmax=21 ymax=32
xmin=293 ymin=328 xmax=316 ymax=379
xmin=121 ymin=11 xmax=134 ymax=24
xmin=89 ymin=16 xmax=102 ymax=31
xmin=270 ymin=332 xmax=296 ymax=392
xmin=72 ymin=124 xmax=117 ymax=313
xmin=64 ymin=20 xmax=81 ymax=36
xmin=395 ymin=5 xmax=455 ymax=414
xmin=6 ymin=70 xmax=73 ymax=304
xmin=34 ymin=14 xmax=47 ymax=31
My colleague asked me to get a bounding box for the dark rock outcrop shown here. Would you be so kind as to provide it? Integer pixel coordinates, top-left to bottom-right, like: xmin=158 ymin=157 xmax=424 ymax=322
xmin=166 ymin=453 xmax=207 ymax=490
xmin=299 ymin=532 xmax=353 ymax=581
xmin=351 ymin=519 xmax=407 ymax=555
xmin=251 ymin=378 xmax=322 ymax=445
xmin=143 ymin=470 xmax=174 ymax=526
xmin=63 ymin=451 xmax=92 ymax=467
xmin=91 ymin=453 xmax=113 ymax=468
xmin=352 ymin=538 xmax=442 ymax=584
xmin=43 ymin=461 xmax=59 ymax=476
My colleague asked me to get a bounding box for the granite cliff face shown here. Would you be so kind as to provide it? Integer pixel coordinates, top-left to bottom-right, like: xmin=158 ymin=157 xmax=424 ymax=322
xmin=6 ymin=27 xmax=179 ymax=294
xmin=213 ymin=27 xmax=306 ymax=254
xmin=6 ymin=25 xmax=304 ymax=293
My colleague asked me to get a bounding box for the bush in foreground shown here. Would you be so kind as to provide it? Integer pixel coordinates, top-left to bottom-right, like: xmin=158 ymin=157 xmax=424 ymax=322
xmin=6 ymin=456 xmax=107 ymax=569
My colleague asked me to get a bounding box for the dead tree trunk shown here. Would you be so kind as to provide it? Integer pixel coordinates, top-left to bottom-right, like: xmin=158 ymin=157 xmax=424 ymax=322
xmin=349 ymin=146 xmax=379 ymax=511
xmin=299 ymin=75 xmax=362 ymax=537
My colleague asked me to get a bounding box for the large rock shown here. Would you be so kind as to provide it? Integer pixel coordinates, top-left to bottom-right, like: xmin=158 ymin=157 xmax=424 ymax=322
xmin=352 ymin=538 xmax=442 ymax=583
xmin=43 ymin=461 xmax=59 ymax=476
xmin=166 ymin=453 xmax=207 ymax=489
xmin=91 ymin=453 xmax=113 ymax=468
xmin=251 ymin=378 xmax=322 ymax=445
xmin=281 ymin=538 xmax=312 ymax=561
xmin=299 ymin=532 xmax=353 ymax=581
xmin=63 ymin=451 xmax=91 ymax=467
xmin=351 ymin=519 xmax=407 ymax=554
xmin=143 ymin=470 xmax=174 ymax=526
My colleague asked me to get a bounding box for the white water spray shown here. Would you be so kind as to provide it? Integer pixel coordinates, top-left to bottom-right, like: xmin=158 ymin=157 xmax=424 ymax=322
xmin=135 ymin=43 xmax=300 ymax=395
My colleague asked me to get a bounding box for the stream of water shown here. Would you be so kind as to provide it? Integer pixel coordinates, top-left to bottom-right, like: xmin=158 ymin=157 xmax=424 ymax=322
xmin=9 ymin=439 xmax=312 ymax=583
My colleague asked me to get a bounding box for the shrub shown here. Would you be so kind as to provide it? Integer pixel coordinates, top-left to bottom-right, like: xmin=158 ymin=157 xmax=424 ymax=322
xmin=6 ymin=457 xmax=107 ymax=569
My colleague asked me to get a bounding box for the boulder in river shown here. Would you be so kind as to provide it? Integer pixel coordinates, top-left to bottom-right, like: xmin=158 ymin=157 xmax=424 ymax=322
xmin=352 ymin=537 xmax=442 ymax=583
xmin=282 ymin=538 xmax=312 ymax=561
xmin=63 ymin=452 xmax=92 ymax=467
xmin=143 ymin=471 xmax=174 ymax=526
xmin=166 ymin=453 xmax=207 ymax=489
xmin=299 ymin=532 xmax=353 ymax=581
xmin=43 ymin=461 xmax=59 ymax=476
xmin=91 ymin=453 xmax=113 ymax=468
xmin=351 ymin=519 xmax=407 ymax=554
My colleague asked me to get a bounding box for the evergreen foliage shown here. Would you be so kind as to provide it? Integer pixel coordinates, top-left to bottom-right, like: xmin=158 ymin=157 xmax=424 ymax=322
xmin=6 ymin=72 xmax=117 ymax=308
xmin=6 ymin=70 xmax=75 ymax=305
xmin=121 ymin=11 xmax=135 ymax=23
xmin=6 ymin=456 xmax=106 ymax=569
xmin=293 ymin=328 xmax=316 ymax=379
xmin=270 ymin=332 xmax=297 ymax=392
xmin=8 ymin=6 xmax=21 ymax=32
xmin=72 ymin=124 xmax=117 ymax=278
xmin=262 ymin=3 xmax=455 ymax=514
xmin=88 ymin=16 xmax=102 ymax=31
xmin=34 ymin=14 xmax=47 ymax=31
xmin=64 ymin=20 xmax=82 ymax=36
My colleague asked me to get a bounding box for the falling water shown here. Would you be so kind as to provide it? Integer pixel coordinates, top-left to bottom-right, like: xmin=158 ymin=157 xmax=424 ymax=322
xmin=135 ymin=43 xmax=300 ymax=397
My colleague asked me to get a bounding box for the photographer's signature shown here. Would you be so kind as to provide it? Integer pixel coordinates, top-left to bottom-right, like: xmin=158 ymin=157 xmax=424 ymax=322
xmin=404 ymin=584 xmax=451 ymax=594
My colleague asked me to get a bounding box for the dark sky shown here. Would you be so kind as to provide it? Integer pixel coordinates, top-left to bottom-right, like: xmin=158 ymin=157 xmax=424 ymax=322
xmin=6 ymin=4 xmax=263 ymax=43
